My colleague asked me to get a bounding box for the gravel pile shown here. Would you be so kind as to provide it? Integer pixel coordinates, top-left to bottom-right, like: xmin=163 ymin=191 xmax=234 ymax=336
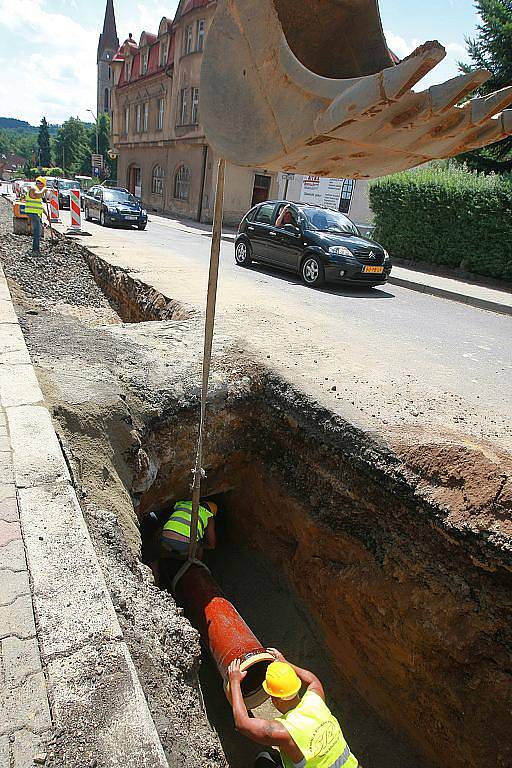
xmin=0 ymin=198 xmax=120 ymax=313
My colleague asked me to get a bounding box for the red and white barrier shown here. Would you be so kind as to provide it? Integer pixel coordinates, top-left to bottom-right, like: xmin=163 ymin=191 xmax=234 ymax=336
xmin=69 ymin=188 xmax=81 ymax=230
xmin=48 ymin=189 xmax=60 ymax=222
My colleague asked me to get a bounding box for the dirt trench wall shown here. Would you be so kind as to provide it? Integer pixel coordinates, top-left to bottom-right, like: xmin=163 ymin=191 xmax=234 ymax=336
xmin=83 ymin=250 xmax=195 ymax=323
xmin=138 ymin=385 xmax=512 ymax=768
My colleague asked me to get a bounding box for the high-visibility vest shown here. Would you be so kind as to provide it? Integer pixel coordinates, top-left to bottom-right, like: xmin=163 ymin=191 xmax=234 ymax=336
xmin=25 ymin=188 xmax=43 ymax=217
xmin=277 ymin=691 xmax=357 ymax=768
xmin=163 ymin=501 xmax=213 ymax=543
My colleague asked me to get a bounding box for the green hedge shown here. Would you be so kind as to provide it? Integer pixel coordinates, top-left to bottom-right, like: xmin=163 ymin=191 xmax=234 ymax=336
xmin=369 ymin=165 xmax=512 ymax=281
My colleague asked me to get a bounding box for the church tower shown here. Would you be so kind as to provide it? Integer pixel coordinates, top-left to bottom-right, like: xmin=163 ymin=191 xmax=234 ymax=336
xmin=97 ymin=0 xmax=119 ymax=118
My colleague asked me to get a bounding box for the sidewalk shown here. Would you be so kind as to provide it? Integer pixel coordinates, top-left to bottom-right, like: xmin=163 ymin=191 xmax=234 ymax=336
xmin=0 ymin=409 xmax=52 ymax=767
xmin=0 ymin=260 xmax=169 ymax=767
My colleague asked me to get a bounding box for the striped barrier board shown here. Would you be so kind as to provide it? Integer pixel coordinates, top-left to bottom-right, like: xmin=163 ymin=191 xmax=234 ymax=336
xmin=49 ymin=189 xmax=60 ymax=222
xmin=69 ymin=189 xmax=81 ymax=230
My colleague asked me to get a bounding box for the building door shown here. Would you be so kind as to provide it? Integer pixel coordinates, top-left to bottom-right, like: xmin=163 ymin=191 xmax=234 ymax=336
xmin=251 ymin=174 xmax=271 ymax=207
xmin=128 ymin=166 xmax=142 ymax=198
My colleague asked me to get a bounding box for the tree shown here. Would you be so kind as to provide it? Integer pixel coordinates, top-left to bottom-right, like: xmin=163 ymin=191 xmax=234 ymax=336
xmin=54 ymin=117 xmax=91 ymax=176
xmin=459 ymin=0 xmax=512 ymax=172
xmin=38 ymin=117 xmax=52 ymax=166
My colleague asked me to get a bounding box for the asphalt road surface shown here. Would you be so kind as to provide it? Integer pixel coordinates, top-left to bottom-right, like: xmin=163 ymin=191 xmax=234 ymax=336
xmin=4 ymin=189 xmax=512 ymax=452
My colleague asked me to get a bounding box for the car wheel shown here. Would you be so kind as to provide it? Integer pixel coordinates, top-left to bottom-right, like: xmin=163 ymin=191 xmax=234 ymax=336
xmin=85 ymin=206 xmax=92 ymax=222
xmin=137 ymin=222 xmax=147 ymax=231
xmin=301 ymin=254 xmax=325 ymax=287
xmin=100 ymin=210 xmax=107 ymax=227
xmin=235 ymin=239 xmax=252 ymax=267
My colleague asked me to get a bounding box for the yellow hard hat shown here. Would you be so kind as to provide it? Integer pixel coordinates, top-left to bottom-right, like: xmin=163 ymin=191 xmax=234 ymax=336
xmin=36 ymin=176 xmax=46 ymax=186
xmin=262 ymin=662 xmax=301 ymax=699
xmin=204 ymin=500 xmax=218 ymax=516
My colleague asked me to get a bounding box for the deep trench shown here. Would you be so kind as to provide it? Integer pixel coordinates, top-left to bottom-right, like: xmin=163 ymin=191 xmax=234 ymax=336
xmin=3 ymin=213 xmax=511 ymax=768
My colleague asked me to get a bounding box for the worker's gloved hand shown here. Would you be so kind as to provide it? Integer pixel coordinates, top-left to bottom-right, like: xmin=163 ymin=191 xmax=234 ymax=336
xmin=228 ymin=659 xmax=247 ymax=686
xmin=267 ymin=647 xmax=286 ymax=663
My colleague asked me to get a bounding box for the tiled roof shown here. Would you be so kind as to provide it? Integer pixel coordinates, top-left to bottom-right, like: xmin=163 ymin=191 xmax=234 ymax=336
xmin=182 ymin=0 xmax=213 ymax=14
xmin=117 ymin=29 xmax=175 ymax=87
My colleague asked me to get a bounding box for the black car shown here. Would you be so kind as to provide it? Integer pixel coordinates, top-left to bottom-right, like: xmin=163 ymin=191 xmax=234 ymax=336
xmin=56 ymin=178 xmax=82 ymax=210
xmin=235 ymin=200 xmax=392 ymax=287
xmin=84 ymin=187 xmax=148 ymax=230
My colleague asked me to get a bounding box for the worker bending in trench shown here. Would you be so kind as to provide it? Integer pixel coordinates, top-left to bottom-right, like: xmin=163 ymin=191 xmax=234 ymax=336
xmin=228 ymin=648 xmax=358 ymax=768
xmin=161 ymin=499 xmax=218 ymax=558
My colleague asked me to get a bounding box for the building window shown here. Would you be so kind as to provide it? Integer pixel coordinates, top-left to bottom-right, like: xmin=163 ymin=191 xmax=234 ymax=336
xmin=104 ymin=88 xmax=109 ymax=112
xmin=184 ymin=25 xmax=193 ymax=55
xmin=108 ymin=66 xmax=112 ymax=81
xmin=174 ymin=165 xmax=191 ymax=200
xmin=136 ymin=103 xmax=142 ymax=132
xmin=124 ymin=59 xmax=131 ymax=82
xmin=124 ymin=106 xmax=129 ymax=134
xmin=160 ymin=39 xmax=169 ymax=67
xmin=152 ymin=165 xmax=165 ymax=195
xmin=191 ymin=88 xmax=199 ymax=125
xmin=141 ymin=49 xmax=149 ymax=75
xmin=178 ymin=88 xmax=188 ymax=125
xmin=157 ymin=98 xmax=165 ymax=130
xmin=339 ymin=178 xmax=355 ymax=214
xmin=196 ymin=19 xmax=205 ymax=51
xmin=143 ymin=102 xmax=149 ymax=132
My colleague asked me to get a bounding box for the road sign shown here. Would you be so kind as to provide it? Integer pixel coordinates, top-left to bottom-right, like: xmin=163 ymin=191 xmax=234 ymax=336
xmin=91 ymin=153 xmax=104 ymax=170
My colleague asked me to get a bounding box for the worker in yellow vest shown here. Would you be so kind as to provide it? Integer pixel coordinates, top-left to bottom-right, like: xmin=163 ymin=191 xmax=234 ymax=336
xmin=25 ymin=177 xmax=48 ymax=255
xmin=228 ymin=648 xmax=358 ymax=768
xmin=160 ymin=499 xmax=218 ymax=559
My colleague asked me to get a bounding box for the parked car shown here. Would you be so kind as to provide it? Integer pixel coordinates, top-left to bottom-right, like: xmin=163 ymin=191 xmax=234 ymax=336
xmin=56 ymin=178 xmax=82 ymax=209
xmin=84 ymin=187 xmax=148 ymax=230
xmin=235 ymin=200 xmax=392 ymax=288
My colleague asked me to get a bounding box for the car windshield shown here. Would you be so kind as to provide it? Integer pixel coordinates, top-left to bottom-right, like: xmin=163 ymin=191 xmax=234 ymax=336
xmin=302 ymin=207 xmax=359 ymax=235
xmin=103 ymin=190 xmax=137 ymax=203
xmin=59 ymin=180 xmax=81 ymax=190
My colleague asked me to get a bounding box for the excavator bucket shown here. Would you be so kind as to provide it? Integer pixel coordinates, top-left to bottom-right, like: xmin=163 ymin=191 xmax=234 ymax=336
xmin=200 ymin=0 xmax=512 ymax=179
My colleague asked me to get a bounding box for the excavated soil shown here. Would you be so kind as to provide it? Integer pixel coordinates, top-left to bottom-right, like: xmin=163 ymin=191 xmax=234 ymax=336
xmin=1 ymin=199 xmax=511 ymax=768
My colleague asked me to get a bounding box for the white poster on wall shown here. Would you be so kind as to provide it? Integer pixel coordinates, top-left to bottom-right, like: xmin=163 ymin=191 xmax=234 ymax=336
xmin=300 ymin=176 xmax=344 ymax=210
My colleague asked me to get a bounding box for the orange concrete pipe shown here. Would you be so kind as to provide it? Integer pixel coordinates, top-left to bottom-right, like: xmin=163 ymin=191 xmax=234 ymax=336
xmin=174 ymin=564 xmax=274 ymax=709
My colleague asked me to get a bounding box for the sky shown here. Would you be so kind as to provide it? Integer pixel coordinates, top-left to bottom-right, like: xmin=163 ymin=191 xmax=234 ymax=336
xmin=0 ymin=0 xmax=481 ymax=126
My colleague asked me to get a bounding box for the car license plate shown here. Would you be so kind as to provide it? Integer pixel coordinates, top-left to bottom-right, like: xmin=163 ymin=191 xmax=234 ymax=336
xmin=363 ymin=266 xmax=384 ymax=274
xmin=125 ymin=215 xmax=137 ymax=220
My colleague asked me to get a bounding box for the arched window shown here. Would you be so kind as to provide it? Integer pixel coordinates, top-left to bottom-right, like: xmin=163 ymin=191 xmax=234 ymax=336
xmin=104 ymin=88 xmax=109 ymax=111
xmin=152 ymin=165 xmax=165 ymax=195
xmin=174 ymin=165 xmax=190 ymax=200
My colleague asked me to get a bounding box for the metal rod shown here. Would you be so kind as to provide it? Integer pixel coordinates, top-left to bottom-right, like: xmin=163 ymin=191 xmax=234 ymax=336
xmin=188 ymin=158 xmax=226 ymax=561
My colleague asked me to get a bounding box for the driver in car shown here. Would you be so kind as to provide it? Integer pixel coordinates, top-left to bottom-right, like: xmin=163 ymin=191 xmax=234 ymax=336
xmin=275 ymin=204 xmax=297 ymax=228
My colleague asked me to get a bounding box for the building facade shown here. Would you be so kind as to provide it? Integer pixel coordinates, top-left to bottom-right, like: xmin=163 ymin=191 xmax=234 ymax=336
xmin=97 ymin=0 xmax=119 ymax=118
xmin=109 ymin=0 xmax=278 ymax=226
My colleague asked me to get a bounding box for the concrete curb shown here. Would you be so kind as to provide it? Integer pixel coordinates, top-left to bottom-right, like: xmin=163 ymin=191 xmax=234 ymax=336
xmin=0 ymin=264 xmax=169 ymax=766
xmin=388 ymin=275 xmax=512 ymax=316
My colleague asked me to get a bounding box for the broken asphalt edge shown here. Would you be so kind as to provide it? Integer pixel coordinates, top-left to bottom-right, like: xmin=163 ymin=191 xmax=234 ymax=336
xmin=0 ymin=263 xmax=169 ymax=767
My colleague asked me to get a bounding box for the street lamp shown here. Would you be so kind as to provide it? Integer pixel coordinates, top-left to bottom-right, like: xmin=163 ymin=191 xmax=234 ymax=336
xmin=86 ymin=109 xmax=99 ymax=154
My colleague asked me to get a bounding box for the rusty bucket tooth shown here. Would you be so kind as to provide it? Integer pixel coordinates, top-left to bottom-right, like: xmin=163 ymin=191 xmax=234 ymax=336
xmin=428 ymin=71 xmax=492 ymax=113
xmin=200 ymin=0 xmax=507 ymax=178
xmin=383 ymin=42 xmax=446 ymax=99
xmin=315 ymin=43 xmax=446 ymax=136
xmin=469 ymin=87 xmax=512 ymax=124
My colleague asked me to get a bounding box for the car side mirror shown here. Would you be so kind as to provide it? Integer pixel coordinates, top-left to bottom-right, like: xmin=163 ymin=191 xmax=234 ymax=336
xmin=283 ymin=223 xmax=300 ymax=235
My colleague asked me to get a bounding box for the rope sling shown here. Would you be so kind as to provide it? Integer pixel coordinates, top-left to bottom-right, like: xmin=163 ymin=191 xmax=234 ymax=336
xmin=187 ymin=159 xmax=226 ymax=562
